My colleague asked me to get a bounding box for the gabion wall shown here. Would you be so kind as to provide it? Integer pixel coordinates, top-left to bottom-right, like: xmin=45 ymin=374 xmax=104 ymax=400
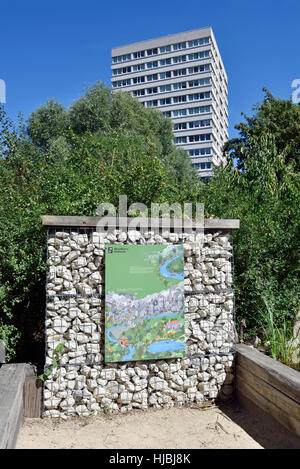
xmin=44 ymin=227 xmax=236 ymax=417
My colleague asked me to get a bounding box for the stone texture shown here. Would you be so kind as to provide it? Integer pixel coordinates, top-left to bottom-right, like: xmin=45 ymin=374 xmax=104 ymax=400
xmin=44 ymin=228 xmax=236 ymax=417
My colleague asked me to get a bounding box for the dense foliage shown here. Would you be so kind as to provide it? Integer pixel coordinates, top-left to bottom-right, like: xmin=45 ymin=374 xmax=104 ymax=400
xmin=0 ymin=85 xmax=299 ymax=362
xmin=0 ymin=83 xmax=199 ymax=361
xmin=225 ymin=88 xmax=300 ymax=172
xmin=200 ymin=91 xmax=300 ymax=337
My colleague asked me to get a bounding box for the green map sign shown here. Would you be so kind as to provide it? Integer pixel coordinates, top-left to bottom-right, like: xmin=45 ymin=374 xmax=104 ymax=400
xmin=105 ymin=244 xmax=185 ymax=362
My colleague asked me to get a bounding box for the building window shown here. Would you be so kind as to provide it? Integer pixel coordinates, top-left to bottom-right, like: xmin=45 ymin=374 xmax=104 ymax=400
xmin=160 ymin=85 xmax=172 ymax=92
xmin=188 ymin=50 xmax=210 ymax=61
xmin=160 ymin=58 xmax=171 ymax=66
xmin=189 ymin=147 xmax=212 ymax=156
xmin=159 ymin=71 xmax=172 ymax=79
xmin=188 ymin=119 xmax=211 ymax=128
xmin=174 ymin=136 xmax=187 ymax=144
xmin=188 ymin=105 xmax=211 ymax=115
xmin=112 ymin=66 xmax=132 ymax=75
xmin=188 ymin=37 xmax=210 ymax=48
xmin=112 ymin=79 xmax=131 ymax=87
xmin=112 ymin=53 xmax=131 ymax=63
xmin=147 ymin=74 xmax=158 ymax=81
xmin=132 ymin=64 xmax=145 ymax=72
xmin=174 ymin=122 xmax=187 ymax=130
xmin=191 ymin=162 xmax=212 ymax=170
xmin=173 ymin=55 xmax=186 ymax=64
xmin=147 ymin=48 xmax=158 ymax=56
xmin=160 ymin=98 xmax=171 ymax=105
xmin=160 ymin=45 xmax=171 ymax=53
xmin=188 ymin=64 xmax=210 ymax=74
xmin=173 ymin=109 xmax=187 ymax=117
xmin=188 ymin=78 xmax=211 ymax=87
xmin=133 ymin=51 xmax=145 ymax=59
xmin=173 ymin=82 xmax=187 ymax=90
xmin=147 ymin=87 xmax=158 ymax=94
xmin=132 ymin=89 xmax=145 ymax=96
xmin=133 ymin=76 xmax=145 ymax=84
xmin=188 ymin=92 xmax=211 ymax=101
xmin=173 ymin=42 xmax=186 ymax=51
xmin=173 ymin=68 xmax=187 ymax=77
xmin=146 ymin=100 xmax=158 ymax=107
xmin=173 ymin=95 xmax=187 ymax=103
xmin=147 ymin=61 xmax=158 ymax=69
xmin=189 ymin=133 xmax=211 ymax=142
xmin=162 ymin=111 xmax=171 ymax=117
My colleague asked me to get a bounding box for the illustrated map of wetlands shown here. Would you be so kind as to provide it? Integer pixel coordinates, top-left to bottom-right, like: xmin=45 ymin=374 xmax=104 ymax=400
xmin=104 ymin=244 xmax=185 ymax=362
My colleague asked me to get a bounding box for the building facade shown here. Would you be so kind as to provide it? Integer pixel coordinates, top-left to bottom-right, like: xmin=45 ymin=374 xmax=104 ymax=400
xmin=111 ymin=27 xmax=228 ymax=179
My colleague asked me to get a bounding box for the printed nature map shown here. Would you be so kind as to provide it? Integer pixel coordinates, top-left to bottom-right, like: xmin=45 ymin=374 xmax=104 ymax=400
xmin=105 ymin=244 xmax=185 ymax=362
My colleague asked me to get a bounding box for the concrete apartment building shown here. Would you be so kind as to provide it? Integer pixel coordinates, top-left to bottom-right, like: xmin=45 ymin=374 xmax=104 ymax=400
xmin=111 ymin=27 xmax=228 ymax=179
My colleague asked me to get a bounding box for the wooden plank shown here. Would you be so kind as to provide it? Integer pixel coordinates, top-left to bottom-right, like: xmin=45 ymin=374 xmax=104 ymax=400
xmin=42 ymin=215 xmax=240 ymax=230
xmin=236 ymin=344 xmax=300 ymax=404
xmin=236 ymin=375 xmax=300 ymax=437
xmin=236 ymin=389 xmax=300 ymax=448
xmin=0 ymin=364 xmax=26 ymax=448
xmin=23 ymin=377 xmax=42 ymax=418
xmin=0 ymin=340 xmax=5 ymax=363
xmin=0 ymin=363 xmax=36 ymax=448
xmin=236 ymin=363 xmax=300 ymax=420
xmin=204 ymin=219 xmax=240 ymax=230
xmin=42 ymin=215 xmax=102 ymax=227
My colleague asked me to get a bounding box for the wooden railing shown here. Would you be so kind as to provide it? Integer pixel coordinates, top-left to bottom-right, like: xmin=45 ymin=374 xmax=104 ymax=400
xmin=235 ymin=344 xmax=300 ymax=438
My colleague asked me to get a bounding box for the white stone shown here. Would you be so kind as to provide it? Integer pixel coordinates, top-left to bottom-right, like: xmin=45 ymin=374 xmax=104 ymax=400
xmin=44 ymin=409 xmax=61 ymax=418
xmin=48 ymin=237 xmax=64 ymax=248
xmin=63 ymin=251 xmax=80 ymax=265
xmin=78 ymin=323 xmax=96 ymax=335
xmin=55 ymin=266 xmax=72 ymax=281
xmin=44 ymin=398 xmax=61 ymax=409
xmin=87 ymin=262 xmax=98 ymax=272
xmin=60 ymin=397 xmax=75 ymax=409
xmin=71 ymin=234 xmax=88 ymax=246
xmin=118 ymin=232 xmax=127 ymax=242
xmin=77 ymin=283 xmax=93 ymax=295
xmin=91 ymin=232 xmax=107 ymax=246
xmin=88 ymin=271 xmax=102 ymax=285
xmin=149 ymin=377 xmax=168 ymax=391
xmin=223 ymin=300 xmax=234 ymax=312
xmin=118 ymin=392 xmax=133 ymax=404
xmin=101 ymin=369 xmax=116 ymax=381
xmin=75 ymin=332 xmax=89 ymax=343
xmin=68 ymin=307 xmax=80 ymax=319
xmin=127 ymin=230 xmax=141 ymax=242
xmin=78 ymin=267 xmax=91 ymax=279
xmin=52 ymin=318 xmax=69 ymax=334
xmin=75 ymin=404 xmax=89 ymax=415
xmin=72 ymin=257 xmax=88 ymax=269
xmin=86 ymin=343 xmax=100 ymax=354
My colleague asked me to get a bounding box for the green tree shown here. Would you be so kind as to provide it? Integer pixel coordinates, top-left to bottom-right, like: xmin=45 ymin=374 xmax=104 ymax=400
xmin=27 ymin=99 xmax=68 ymax=149
xmin=200 ymin=95 xmax=300 ymax=337
xmin=225 ymin=88 xmax=300 ymax=172
xmin=0 ymin=83 xmax=199 ymax=362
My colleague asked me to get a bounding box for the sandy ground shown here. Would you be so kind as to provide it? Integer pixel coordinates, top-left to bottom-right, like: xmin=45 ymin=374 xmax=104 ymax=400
xmin=16 ymin=403 xmax=265 ymax=449
xmin=16 ymin=401 xmax=300 ymax=450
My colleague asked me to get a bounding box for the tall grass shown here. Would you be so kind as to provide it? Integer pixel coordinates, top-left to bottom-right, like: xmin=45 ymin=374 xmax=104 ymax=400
xmin=261 ymin=297 xmax=299 ymax=369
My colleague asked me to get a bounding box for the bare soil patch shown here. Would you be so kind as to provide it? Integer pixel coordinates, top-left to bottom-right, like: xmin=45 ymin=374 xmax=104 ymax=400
xmin=16 ymin=403 xmax=264 ymax=449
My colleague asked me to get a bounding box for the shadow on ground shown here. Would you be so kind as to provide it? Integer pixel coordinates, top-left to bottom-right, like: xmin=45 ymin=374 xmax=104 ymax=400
xmin=217 ymin=397 xmax=300 ymax=449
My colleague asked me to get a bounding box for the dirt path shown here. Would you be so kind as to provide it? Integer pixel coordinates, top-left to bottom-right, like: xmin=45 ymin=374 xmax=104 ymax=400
xmin=16 ymin=405 xmax=263 ymax=449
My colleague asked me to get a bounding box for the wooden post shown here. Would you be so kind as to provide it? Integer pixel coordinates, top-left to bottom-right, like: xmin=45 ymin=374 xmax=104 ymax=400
xmin=23 ymin=377 xmax=42 ymax=418
xmin=0 ymin=340 xmax=5 ymax=363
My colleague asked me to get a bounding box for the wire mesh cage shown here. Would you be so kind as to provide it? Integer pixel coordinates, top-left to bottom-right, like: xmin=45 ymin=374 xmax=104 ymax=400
xmin=43 ymin=224 xmax=237 ymax=414
xmin=45 ymin=226 xmax=236 ymax=364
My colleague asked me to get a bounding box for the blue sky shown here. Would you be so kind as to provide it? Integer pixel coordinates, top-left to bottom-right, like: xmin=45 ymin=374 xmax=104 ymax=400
xmin=1 ymin=0 xmax=299 ymax=139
